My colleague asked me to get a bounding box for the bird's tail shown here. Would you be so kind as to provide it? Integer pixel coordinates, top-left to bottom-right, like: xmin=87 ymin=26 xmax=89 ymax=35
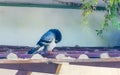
xmin=28 ymin=47 xmax=40 ymax=54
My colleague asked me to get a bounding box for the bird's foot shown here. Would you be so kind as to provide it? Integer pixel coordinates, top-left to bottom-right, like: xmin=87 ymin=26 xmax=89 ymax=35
xmin=39 ymin=51 xmax=54 ymax=57
xmin=47 ymin=51 xmax=54 ymax=55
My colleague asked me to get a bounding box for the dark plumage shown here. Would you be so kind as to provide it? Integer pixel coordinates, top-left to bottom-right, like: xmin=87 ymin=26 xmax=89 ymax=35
xmin=28 ymin=29 xmax=62 ymax=55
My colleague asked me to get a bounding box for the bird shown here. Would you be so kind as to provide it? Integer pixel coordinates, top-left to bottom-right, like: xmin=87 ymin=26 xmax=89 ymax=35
xmin=28 ymin=29 xmax=62 ymax=55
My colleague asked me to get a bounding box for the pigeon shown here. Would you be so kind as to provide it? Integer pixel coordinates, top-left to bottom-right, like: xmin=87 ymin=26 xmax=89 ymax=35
xmin=28 ymin=29 xmax=62 ymax=55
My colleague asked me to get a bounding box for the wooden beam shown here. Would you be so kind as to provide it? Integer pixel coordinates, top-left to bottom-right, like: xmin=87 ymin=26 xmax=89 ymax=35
xmin=56 ymin=64 xmax=62 ymax=74
xmin=0 ymin=59 xmax=59 ymax=74
xmin=0 ymin=58 xmax=119 ymax=74
xmin=16 ymin=71 xmax=32 ymax=75
xmin=0 ymin=63 xmax=59 ymax=74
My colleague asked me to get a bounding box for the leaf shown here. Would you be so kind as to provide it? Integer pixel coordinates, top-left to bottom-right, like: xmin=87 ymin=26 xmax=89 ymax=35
xmin=82 ymin=0 xmax=85 ymax=2
xmin=118 ymin=22 xmax=120 ymax=30
xmin=96 ymin=30 xmax=103 ymax=36
xmin=112 ymin=19 xmax=117 ymax=26
xmin=104 ymin=22 xmax=109 ymax=27
xmin=110 ymin=0 xmax=114 ymax=6
xmin=118 ymin=0 xmax=120 ymax=3
xmin=94 ymin=0 xmax=98 ymax=5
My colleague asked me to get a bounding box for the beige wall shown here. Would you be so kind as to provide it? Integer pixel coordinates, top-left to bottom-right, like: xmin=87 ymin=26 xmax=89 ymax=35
xmin=59 ymin=63 xmax=120 ymax=75
xmin=0 ymin=6 xmax=120 ymax=47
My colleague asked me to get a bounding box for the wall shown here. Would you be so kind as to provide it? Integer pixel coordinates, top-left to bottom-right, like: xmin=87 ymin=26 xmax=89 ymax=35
xmin=0 ymin=6 xmax=120 ymax=47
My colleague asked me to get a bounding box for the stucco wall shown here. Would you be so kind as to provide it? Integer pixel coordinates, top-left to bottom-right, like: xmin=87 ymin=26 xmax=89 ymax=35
xmin=0 ymin=6 xmax=120 ymax=47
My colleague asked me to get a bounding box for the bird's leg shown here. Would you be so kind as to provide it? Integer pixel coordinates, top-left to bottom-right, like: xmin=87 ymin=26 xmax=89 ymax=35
xmin=39 ymin=50 xmax=54 ymax=57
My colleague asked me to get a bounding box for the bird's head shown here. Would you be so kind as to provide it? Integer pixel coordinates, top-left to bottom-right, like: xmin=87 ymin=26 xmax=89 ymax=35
xmin=50 ymin=29 xmax=62 ymax=43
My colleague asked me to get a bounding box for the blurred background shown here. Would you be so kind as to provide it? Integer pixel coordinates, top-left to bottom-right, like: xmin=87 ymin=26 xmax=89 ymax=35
xmin=0 ymin=6 xmax=120 ymax=47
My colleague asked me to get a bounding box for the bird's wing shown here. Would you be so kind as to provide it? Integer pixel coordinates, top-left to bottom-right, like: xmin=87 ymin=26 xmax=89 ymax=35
xmin=37 ymin=31 xmax=55 ymax=45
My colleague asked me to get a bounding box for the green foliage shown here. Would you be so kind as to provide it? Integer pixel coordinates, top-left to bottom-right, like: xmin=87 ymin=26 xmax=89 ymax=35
xmin=81 ymin=0 xmax=98 ymax=25
xmin=102 ymin=0 xmax=120 ymax=35
xmin=119 ymin=0 xmax=120 ymax=3
xmin=81 ymin=0 xmax=120 ymax=36
xmin=81 ymin=0 xmax=98 ymax=16
xmin=96 ymin=29 xmax=103 ymax=36
xmin=110 ymin=0 xmax=114 ymax=6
